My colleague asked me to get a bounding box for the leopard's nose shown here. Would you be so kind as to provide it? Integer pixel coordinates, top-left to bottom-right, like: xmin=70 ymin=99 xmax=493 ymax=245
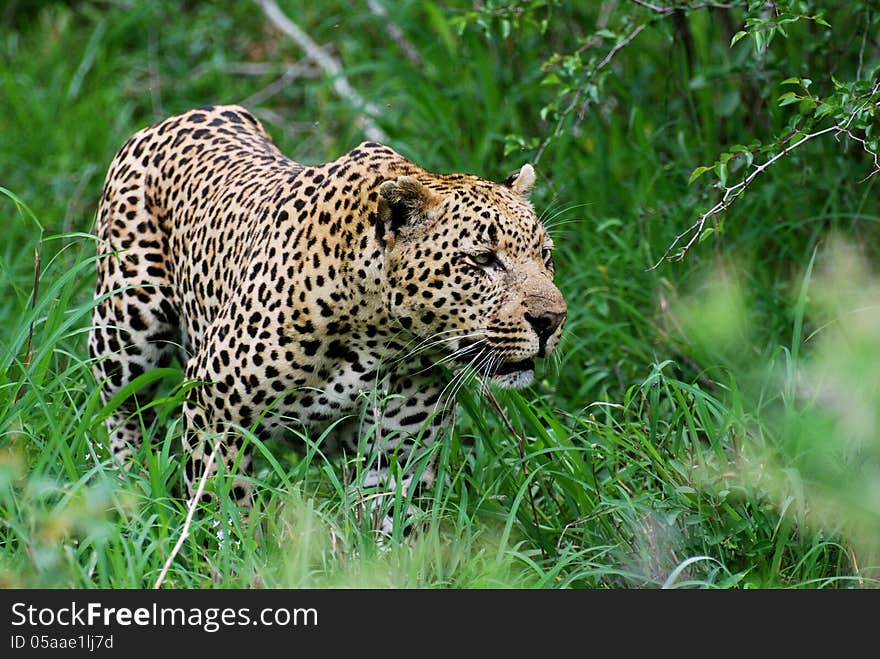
xmin=525 ymin=310 xmax=566 ymax=345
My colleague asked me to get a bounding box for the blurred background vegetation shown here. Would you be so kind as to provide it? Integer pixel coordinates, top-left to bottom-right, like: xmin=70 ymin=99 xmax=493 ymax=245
xmin=1 ymin=0 xmax=879 ymax=588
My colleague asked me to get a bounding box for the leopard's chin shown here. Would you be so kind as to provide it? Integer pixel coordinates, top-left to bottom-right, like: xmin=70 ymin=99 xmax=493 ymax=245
xmin=487 ymin=365 xmax=535 ymax=389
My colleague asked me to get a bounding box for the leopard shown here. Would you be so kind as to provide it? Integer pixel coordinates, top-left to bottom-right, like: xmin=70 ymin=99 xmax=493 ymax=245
xmin=88 ymin=104 xmax=566 ymax=532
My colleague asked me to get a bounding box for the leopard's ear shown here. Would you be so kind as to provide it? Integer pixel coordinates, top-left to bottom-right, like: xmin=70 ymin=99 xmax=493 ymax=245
xmin=501 ymin=163 xmax=535 ymax=197
xmin=379 ymin=176 xmax=440 ymax=233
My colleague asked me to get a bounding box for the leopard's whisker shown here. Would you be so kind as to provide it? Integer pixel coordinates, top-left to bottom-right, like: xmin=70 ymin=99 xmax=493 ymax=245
xmin=388 ymin=329 xmax=486 ymax=366
xmin=439 ymin=348 xmax=499 ymax=412
xmin=398 ymin=337 xmax=489 ymax=382
xmin=433 ymin=346 xmax=491 ymax=415
xmin=434 ymin=338 xmax=489 ymax=367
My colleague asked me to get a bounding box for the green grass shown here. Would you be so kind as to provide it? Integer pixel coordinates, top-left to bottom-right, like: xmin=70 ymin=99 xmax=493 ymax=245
xmin=2 ymin=0 xmax=879 ymax=588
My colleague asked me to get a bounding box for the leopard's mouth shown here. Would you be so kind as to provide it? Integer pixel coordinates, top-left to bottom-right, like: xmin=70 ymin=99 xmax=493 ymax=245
xmin=477 ymin=358 xmax=535 ymax=377
xmin=450 ymin=342 xmax=535 ymax=379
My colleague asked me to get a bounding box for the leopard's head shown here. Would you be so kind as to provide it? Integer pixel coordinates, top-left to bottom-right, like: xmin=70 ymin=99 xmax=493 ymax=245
xmin=379 ymin=164 xmax=566 ymax=388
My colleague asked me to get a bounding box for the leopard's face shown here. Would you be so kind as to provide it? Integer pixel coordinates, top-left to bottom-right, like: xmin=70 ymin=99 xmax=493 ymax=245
xmin=379 ymin=165 xmax=566 ymax=388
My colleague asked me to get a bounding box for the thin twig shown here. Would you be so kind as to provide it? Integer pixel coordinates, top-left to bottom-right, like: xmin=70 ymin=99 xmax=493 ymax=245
xmin=631 ymin=0 xmax=747 ymax=13
xmin=154 ymin=436 xmax=222 ymax=589
xmin=856 ymin=7 xmax=869 ymax=81
xmin=190 ymin=61 xmax=320 ymax=78
xmin=848 ymin=545 xmax=864 ymax=586
xmin=366 ymin=0 xmax=422 ymax=66
xmin=14 ymin=242 xmax=42 ymax=403
xmin=537 ymin=1 xmax=750 ymax=165
xmin=652 ymin=81 xmax=880 ymax=268
xmin=255 ymin=0 xmax=387 ymax=143
xmin=483 ymin=387 xmax=547 ymax=559
xmin=631 ymin=0 xmax=673 ymax=15
xmin=148 ymin=28 xmax=164 ymax=120
xmin=370 ymin=404 xmax=384 ymax=530
xmin=535 ymin=22 xmax=648 ymax=165
xmin=241 ymin=62 xmax=318 ymax=108
xmin=576 ymin=22 xmax=648 ymax=122
xmin=651 ymin=124 xmax=838 ymax=269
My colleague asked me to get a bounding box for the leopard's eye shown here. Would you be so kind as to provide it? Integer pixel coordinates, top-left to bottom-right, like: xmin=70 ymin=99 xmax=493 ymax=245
xmin=469 ymin=251 xmax=503 ymax=270
xmin=542 ymin=247 xmax=554 ymax=270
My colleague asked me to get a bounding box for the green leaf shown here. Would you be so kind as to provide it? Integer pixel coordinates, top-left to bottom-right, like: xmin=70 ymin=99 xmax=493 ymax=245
xmin=541 ymin=72 xmax=561 ymax=86
xmin=730 ymin=30 xmax=747 ymax=46
xmin=688 ymin=165 xmax=712 ymax=184
xmin=717 ymin=90 xmax=740 ymax=117
xmin=422 ymin=1 xmax=456 ymax=55
xmin=814 ymin=102 xmax=836 ymax=118
xmin=777 ymin=92 xmax=801 ymax=107
xmin=698 ymin=227 xmax=715 ymax=243
xmin=715 ymin=161 xmax=728 ymax=187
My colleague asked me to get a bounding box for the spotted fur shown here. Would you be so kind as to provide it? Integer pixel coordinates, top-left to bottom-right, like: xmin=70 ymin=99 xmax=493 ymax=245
xmin=89 ymin=105 xmax=566 ymax=527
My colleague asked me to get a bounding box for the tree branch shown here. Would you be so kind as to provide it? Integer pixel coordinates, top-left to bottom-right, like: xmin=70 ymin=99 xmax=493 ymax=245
xmin=631 ymin=0 xmax=748 ymax=13
xmin=535 ymin=21 xmax=649 ymax=165
xmin=651 ymin=81 xmax=880 ymax=269
xmin=154 ymin=436 xmax=222 ymax=589
xmin=366 ymin=0 xmax=422 ymax=66
xmin=254 ymin=0 xmax=388 ymax=143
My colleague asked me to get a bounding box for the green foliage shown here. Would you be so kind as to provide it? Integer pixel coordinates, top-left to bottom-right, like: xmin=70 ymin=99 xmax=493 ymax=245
xmin=457 ymin=0 xmax=880 ymax=263
xmin=1 ymin=0 xmax=879 ymax=588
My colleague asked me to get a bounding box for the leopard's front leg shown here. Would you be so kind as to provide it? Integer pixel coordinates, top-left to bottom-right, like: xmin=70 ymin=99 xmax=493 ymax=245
xmin=180 ymin=314 xmax=257 ymax=513
xmin=355 ymin=371 xmax=454 ymax=535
